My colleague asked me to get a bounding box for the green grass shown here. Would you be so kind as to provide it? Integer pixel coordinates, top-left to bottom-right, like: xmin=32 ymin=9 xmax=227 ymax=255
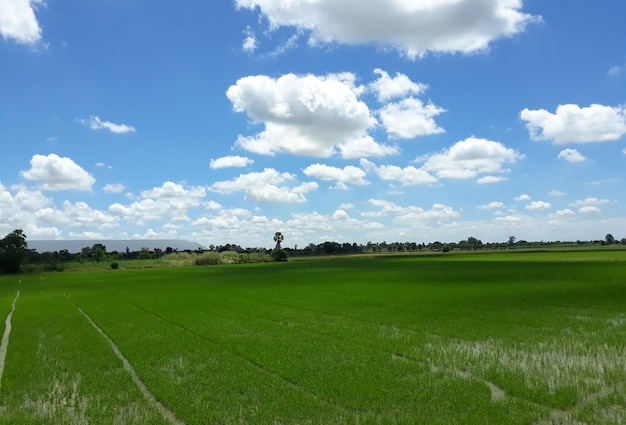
xmin=1 ymin=250 xmax=625 ymax=424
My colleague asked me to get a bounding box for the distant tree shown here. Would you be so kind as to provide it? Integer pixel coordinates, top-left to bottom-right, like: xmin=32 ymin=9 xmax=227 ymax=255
xmin=91 ymin=243 xmax=107 ymax=262
xmin=138 ymin=247 xmax=152 ymax=260
xmin=508 ymin=236 xmax=517 ymax=247
xmin=273 ymin=232 xmax=284 ymax=249
xmin=621 ymin=238 xmax=626 ymax=245
xmin=0 ymin=229 xmax=28 ymax=274
xmin=605 ymin=234 xmax=616 ymax=245
xmin=467 ymin=236 xmax=483 ymax=250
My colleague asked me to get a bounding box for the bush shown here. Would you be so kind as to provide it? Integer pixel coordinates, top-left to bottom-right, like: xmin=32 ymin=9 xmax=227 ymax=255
xmin=219 ymin=251 xmax=242 ymax=265
xmin=271 ymin=248 xmax=288 ymax=262
xmin=442 ymin=244 xmax=451 ymax=253
xmin=194 ymin=252 xmax=220 ymax=266
xmin=110 ymin=262 xmax=119 ymax=270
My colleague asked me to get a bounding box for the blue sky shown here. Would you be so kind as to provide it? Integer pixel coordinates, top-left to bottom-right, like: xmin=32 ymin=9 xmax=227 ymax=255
xmin=1 ymin=0 xmax=625 ymax=248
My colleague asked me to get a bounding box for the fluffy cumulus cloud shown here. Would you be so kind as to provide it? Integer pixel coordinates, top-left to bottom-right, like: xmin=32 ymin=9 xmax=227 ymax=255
xmin=210 ymin=155 xmax=255 ymax=169
xmin=302 ymin=163 xmax=369 ymax=189
xmin=361 ymin=159 xmax=437 ymax=186
xmin=476 ymin=175 xmax=507 ymax=184
xmin=81 ymin=116 xmax=137 ymax=134
xmin=364 ymin=199 xmax=460 ymax=223
xmin=378 ymin=97 xmax=446 ymax=139
xmin=419 ymin=136 xmax=524 ymax=180
xmin=227 ymin=72 xmax=394 ymax=158
xmin=227 ymin=70 xmax=448 ymax=158
xmin=520 ymin=104 xmax=626 ymax=144
xmin=102 ymin=183 xmax=125 ymax=194
xmin=209 ymin=168 xmax=318 ymax=203
xmin=525 ymin=201 xmax=551 ymax=210
xmin=0 ymin=0 xmax=43 ymax=44
xmin=569 ymin=197 xmax=610 ymax=208
xmin=20 ymin=154 xmax=95 ymax=191
xmin=109 ymin=182 xmax=208 ymax=224
xmin=478 ymin=201 xmax=505 ymax=210
xmin=558 ymin=148 xmax=586 ymax=163
xmin=369 ymin=69 xmax=428 ymax=102
xmin=235 ymin=0 xmax=538 ymax=58
xmin=369 ymin=69 xmax=445 ymax=139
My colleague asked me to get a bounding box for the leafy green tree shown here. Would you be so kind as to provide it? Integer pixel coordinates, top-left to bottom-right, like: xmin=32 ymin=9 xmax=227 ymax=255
xmin=91 ymin=243 xmax=108 ymax=262
xmin=605 ymin=234 xmax=616 ymax=245
xmin=0 ymin=229 xmax=28 ymax=274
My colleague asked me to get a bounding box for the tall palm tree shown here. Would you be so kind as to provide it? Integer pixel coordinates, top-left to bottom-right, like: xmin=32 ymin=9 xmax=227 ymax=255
xmin=273 ymin=232 xmax=284 ymax=249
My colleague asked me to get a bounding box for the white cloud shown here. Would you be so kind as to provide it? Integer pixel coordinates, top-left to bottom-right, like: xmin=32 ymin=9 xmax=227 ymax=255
xmin=0 ymin=0 xmax=42 ymax=45
xmin=558 ymin=148 xmax=586 ymax=163
xmin=520 ymin=104 xmax=626 ymax=144
xmin=210 ymin=155 xmax=255 ymax=169
xmin=549 ymin=190 xmax=565 ymax=197
xmin=609 ymin=65 xmax=624 ymax=77
xmin=21 ymin=154 xmax=95 ymax=191
xmin=141 ymin=181 xmax=206 ymax=200
xmin=578 ymin=206 xmax=601 ymax=214
xmin=83 ymin=116 xmax=137 ymax=134
xmin=62 ymin=201 xmax=120 ymax=229
xmin=478 ymin=201 xmax=505 ymax=210
xmin=365 ymin=199 xmax=460 ymax=223
xmin=103 ymin=183 xmax=125 ymax=194
xmin=242 ymin=26 xmax=258 ymax=52
xmin=378 ymin=97 xmax=446 ymax=139
xmin=227 ymin=72 xmax=398 ymax=158
xmin=369 ymin=69 xmax=427 ymax=102
xmin=365 ymin=161 xmax=437 ymax=186
xmin=419 ymin=136 xmax=524 ymax=179
xmin=302 ymin=163 xmax=369 ymax=188
xmin=569 ymin=197 xmax=610 ymax=208
xmin=236 ymin=0 xmax=538 ymax=58
xmin=108 ymin=182 xmax=209 ymax=225
xmin=514 ymin=194 xmax=531 ymax=201
xmin=554 ymin=209 xmax=575 ymax=216
xmin=209 ymin=168 xmax=318 ymax=203
xmin=525 ymin=201 xmax=551 ymax=210
xmin=477 ymin=175 xmax=507 ymax=184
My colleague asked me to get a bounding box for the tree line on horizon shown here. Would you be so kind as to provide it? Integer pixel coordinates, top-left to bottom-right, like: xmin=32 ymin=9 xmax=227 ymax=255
xmin=1 ymin=229 xmax=624 ymax=274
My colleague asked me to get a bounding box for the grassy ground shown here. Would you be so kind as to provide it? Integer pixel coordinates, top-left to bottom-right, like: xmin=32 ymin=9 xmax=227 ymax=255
xmin=0 ymin=250 xmax=625 ymax=424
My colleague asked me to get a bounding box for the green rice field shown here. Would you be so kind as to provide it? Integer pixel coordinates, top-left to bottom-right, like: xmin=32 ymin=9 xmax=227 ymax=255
xmin=0 ymin=250 xmax=625 ymax=424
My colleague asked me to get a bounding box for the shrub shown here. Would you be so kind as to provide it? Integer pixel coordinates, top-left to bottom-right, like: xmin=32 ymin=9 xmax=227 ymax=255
xmin=219 ymin=251 xmax=242 ymax=265
xmin=271 ymin=248 xmax=288 ymax=262
xmin=194 ymin=252 xmax=220 ymax=266
xmin=110 ymin=262 xmax=119 ymax=270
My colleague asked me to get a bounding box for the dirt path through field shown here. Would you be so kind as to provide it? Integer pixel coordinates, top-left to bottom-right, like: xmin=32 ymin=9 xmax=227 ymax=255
xmin=0 ymin=290 xmax=20 ymax=390
xmin=76 ymin=306 xmax=187 ymax=425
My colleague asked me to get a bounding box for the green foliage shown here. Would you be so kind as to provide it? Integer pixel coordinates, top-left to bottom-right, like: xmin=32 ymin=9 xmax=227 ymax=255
xmin=110 ymin=262 xmax=119 ymax=269
xmin=271 ymin=248 xmax=288 ymax=262
xmin=0 ymin=229 xmax=28 ymax=274
xmin=194 ymin=252 xmax=220 ymax=266
xmin=219 ymin=251 xmax=242 ymax=264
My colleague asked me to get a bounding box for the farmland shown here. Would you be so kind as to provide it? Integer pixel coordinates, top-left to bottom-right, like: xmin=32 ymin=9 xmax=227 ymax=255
xmin=0 ymin=250 xmax=625 ymax=424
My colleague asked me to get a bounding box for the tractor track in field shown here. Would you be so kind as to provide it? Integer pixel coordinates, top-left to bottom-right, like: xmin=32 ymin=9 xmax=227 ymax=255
xmin=0 ymin=290 xmax=20 ymax=390
xmin=131 ymin=302 xmax=354 ymax=417
xmin=73 ymin=303 xmax=186 ymax=425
